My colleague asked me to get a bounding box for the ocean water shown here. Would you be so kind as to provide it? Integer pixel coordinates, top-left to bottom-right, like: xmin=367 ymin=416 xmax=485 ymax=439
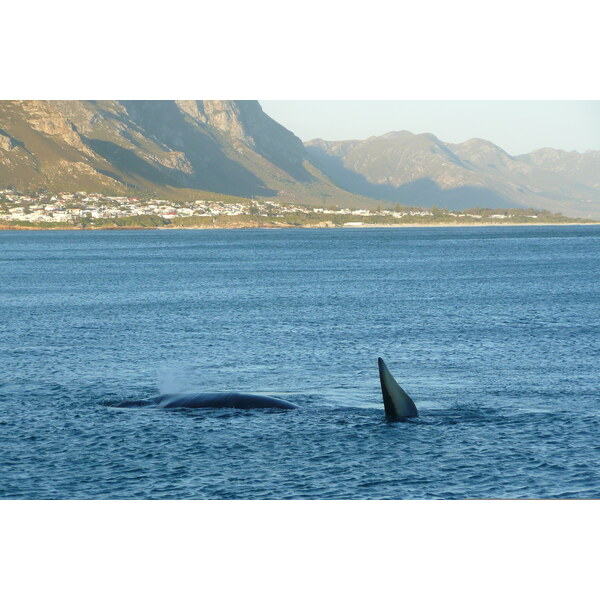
xmin=1 ymin=226 xmax=599 ymax=499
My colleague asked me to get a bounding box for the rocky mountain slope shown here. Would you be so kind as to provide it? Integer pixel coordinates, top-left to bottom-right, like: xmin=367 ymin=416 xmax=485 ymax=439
xmin=0 ymin=100 xmax=365 ymax=206
xmin=306 ymin=132 xmax=600 ymax=218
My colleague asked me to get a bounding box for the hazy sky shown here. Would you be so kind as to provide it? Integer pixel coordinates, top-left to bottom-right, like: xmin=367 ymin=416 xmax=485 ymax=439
xmin=259 ymin=101 xmax=600 ymax=155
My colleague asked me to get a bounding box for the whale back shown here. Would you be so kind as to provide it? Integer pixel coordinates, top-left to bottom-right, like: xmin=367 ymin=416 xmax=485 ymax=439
xmin=378 ymin=357 xmax=418 ymax=419
xmin=152 ymin=392 xmax=298 ymax=410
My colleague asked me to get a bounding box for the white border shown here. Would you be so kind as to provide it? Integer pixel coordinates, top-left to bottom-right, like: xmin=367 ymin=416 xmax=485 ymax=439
xmin=2 ymin=501 xmax=598 ymax=598
xmin=1 ymin=1 xmax=597 ymax=597
xmin=2 ymin=1 xmax=599 ymax=99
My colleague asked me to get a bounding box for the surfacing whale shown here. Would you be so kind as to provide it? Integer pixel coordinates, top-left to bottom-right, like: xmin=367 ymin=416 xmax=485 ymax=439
xmin=114 ymin=358 xmax=418 ymax=417
xmin=115 ymin=392 xmax=298 ymax=410
xmin=378 ymin=357 xmax=419 ymax=420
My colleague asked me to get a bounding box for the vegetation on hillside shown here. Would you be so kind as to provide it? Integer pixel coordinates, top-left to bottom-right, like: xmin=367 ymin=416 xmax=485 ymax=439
xmin=1 ymin=207 xmax=589 ymax=230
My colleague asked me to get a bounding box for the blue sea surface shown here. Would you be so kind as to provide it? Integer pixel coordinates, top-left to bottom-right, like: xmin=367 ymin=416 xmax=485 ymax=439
xmin=1 ymin=226 xmax=599 ymax=499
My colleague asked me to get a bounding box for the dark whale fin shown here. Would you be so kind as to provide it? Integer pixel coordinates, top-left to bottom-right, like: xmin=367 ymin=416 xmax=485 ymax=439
xmin=378 ymin=357 xmax=418 ymax=419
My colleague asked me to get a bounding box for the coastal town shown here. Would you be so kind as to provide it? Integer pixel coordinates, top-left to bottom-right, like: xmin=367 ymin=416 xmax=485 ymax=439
xmin=0 ymin=189 xmax=567 ymax=228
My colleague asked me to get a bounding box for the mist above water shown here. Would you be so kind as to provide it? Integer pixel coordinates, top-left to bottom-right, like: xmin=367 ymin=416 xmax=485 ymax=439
xmin=157 ymin=365 xmax=193 ymax=395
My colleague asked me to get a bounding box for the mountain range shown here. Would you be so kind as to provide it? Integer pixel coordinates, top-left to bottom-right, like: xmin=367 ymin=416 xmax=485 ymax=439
xmin=305 ymin=132 xmax=600 ymax=218
xmin=0 ymin=100 xmax=364 ymax=207
xmin=1 ymin=101 xmax=598 ymax=217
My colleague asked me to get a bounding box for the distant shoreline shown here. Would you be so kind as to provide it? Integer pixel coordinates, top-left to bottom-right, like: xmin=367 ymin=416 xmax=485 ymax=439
xmin=1 ymin=221 xmax=598 ymax=232
xmin=159 ymin=221 xmax=600 ymax=230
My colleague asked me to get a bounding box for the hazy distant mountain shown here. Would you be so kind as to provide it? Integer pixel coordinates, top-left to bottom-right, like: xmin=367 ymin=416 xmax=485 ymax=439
xmin=517 ymin=147 xmax=600 ymax=191
xmin=0 ymin=100 xmax=364 ymax=206
xmin=306 ymin=132 xmax=600 ymax=218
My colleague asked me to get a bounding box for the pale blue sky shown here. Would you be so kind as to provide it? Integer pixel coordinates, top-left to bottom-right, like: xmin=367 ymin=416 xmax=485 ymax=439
xmin=259 ymin=101 xmax=600 ymax=156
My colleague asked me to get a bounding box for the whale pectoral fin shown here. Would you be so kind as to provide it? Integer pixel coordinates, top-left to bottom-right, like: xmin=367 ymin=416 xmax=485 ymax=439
xmin=378 ymin=357 xmax=418 ymax=419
